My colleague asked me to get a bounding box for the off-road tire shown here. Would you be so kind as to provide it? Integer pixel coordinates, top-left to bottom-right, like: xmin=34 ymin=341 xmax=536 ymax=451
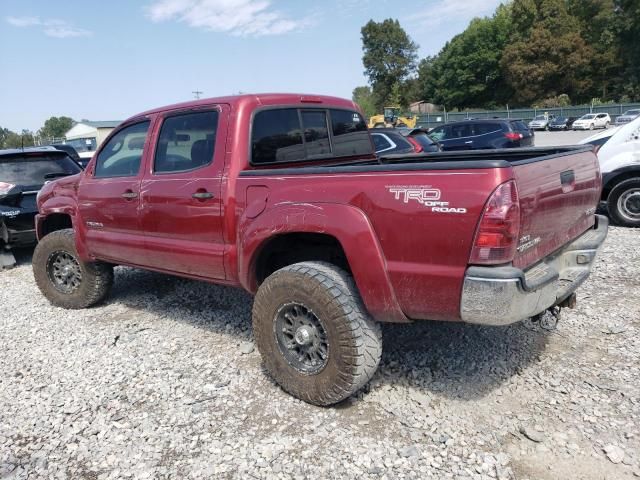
xmin=33 ymin=229 xmax=114 ymax=309
xmin=252 ymin=261 xmax=382 ymax=406
xmin=607 ymin=178 xmax=640 ymax=228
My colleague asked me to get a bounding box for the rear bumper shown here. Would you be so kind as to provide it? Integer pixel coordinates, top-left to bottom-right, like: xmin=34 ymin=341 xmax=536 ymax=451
xmin=460 ymin=215 xmax=608 ymax=326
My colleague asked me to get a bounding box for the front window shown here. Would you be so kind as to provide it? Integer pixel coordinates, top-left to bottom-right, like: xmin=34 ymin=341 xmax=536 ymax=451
xmin=94 ymin=121 xmax=150 ymax=178
xmin=429 ymin=127 xmax=446 ymax=141
xmin=624 ymin=109 xmax=640 ymax=116
xmin=533 ymin=115 xmax=546 ymax=121
xmin=581 ymin=114 xmax=596 ymax=119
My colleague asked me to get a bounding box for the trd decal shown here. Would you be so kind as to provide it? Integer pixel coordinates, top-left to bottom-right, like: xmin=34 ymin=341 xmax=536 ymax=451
xmin=387 ymin=186 xmax=467 ymax=214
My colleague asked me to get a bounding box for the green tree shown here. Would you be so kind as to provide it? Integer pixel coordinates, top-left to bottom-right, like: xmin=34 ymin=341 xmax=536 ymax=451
xmin=38 ymin=116 xmax=75 ymax=140
xmin=352 ymin=86 xmax=377 ymax=119
xmin=568 ymin=0 xmax=623 ymax=101
xmin=615 ymin=0 xmax=640 ymax=100
xmin=502 ymin=0 xmax=594 ymax=105
xmin=361 ymin=19 xmax=418 ymax=109
xmin=2 ymin=130 xmax=35 ymax=149
xmin=414 ymin=4 xmax=513 ymax=109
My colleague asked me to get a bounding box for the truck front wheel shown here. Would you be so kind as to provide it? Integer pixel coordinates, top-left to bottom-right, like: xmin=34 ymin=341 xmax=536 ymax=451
xmin=607 ymin=178 xmax=640 ymax=227
xmin=33 ymin=229 xmax=114 ymax=309
xmin=252 ymin=261 xmax=382 ymax=406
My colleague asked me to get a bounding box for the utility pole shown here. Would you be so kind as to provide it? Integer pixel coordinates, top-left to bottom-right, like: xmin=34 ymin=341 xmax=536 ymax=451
xmin=192 ymin=90 xmax=203 ymax=100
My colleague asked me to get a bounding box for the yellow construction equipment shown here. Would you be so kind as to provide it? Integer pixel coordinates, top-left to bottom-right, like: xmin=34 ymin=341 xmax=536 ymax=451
xmin=368 ymin=106 xmax=417 ymax=129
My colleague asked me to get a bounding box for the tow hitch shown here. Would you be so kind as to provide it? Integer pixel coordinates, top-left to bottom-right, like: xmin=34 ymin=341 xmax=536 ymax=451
xmin=531 ymin=293 xmax=577 ymax=330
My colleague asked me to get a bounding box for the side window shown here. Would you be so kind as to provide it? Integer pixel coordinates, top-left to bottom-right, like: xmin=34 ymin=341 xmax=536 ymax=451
xmin=450 ymin=124 xmax=473 ymax=138
xmin=429 ymin=126 xmax=445 ymax=141
xmin=372 ymin=134 xmax=392 ymax=152
xmin=95 ymin=121 xmax=150 ymax=178
xmin=154 ymin=111 xmax=218 ymax=174
xmin=301 ymin=110 xmax=330 ymax=158
xmin=252 ymin=109 xmax=305 ymax=164
xmin=330 ymin=109 xmax=372 ymax=156
xmin=474 ymin=123 xmax=501 ymax=135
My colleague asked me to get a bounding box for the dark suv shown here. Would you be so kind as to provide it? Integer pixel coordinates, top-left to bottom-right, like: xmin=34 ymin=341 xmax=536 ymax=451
xmin=0 ymin=148 xmax=81 ymax=268
xmin=429 ymin=119 xmax=534 ymax=150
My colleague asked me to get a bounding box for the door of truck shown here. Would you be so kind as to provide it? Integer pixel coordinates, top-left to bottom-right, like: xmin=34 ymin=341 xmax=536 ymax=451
xmin=77 ymin=120 xmax=151 ymax=264
xmin=138 ymin=106 xmax=227 ymax=279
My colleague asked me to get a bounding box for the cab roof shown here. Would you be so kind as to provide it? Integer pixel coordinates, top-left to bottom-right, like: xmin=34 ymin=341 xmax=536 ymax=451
xmin=126 ymin=93 xmax=359 ymax=123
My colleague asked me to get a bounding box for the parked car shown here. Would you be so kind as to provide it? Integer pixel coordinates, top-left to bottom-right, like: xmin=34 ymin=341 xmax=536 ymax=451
xmin=428 ymin=119 xmax=533 ymax=150
xmin=397 ymin=128 xmax=442 ymax=153
xmin=50 ymin=144 xmax=83 ymax=166
xmin=528 ymin=114 xmax=556 ymax=130
xmin=33 ymin=93 xmax=607 ymax=406
xmin=0 ymin=147 xmax=82 ymax=268
xmin=573 ymin=113 xmax=611 ymax=130
xmin=580 ymin=116 xmax=640 ymax=227
xmin=370 ymin=129 xmax=415 ymax=155
xmin=548 ymin=116 xmax=577 ymax=131
xmin=615 ymin=109 xmax=640 ymax=126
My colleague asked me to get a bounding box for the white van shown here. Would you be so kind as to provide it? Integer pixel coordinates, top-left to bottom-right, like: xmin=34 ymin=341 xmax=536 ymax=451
xmin=580 ymin=117 xmax=640 ymax=227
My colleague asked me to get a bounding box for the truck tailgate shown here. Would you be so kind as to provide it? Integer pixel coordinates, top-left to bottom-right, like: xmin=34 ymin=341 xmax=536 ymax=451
xmin=511 ymin=149 xmax=601 ymax=269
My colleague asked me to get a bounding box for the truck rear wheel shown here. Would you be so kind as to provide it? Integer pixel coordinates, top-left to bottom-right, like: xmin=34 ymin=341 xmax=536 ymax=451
xmin=608 ymin=178 xmax=640 ymax=227
xmin=33 ymin=229 xmax=114 ymax=309
xmin=252 ymin=261 xmax=382 ymax=406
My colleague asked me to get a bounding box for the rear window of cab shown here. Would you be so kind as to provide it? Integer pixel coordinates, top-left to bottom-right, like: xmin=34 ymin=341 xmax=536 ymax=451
xmin=251 ymin=108 xmax=372 ymax=165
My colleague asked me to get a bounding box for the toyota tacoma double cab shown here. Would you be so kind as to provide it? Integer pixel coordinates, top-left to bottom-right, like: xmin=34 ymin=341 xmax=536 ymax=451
xmin=33 ymin=94 xmax=608 ymax=405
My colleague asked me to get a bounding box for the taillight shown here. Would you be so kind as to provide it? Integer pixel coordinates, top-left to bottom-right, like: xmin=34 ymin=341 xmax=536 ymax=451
xmin=504 ymin=132 xmax=523 ymax=141
xmin=406 ymin=136 xmax=424 ymax=153
xmin=0 ymin=182 xmax=16 ymax=196
xmin=470 ymin=180 xmax=520 ymax=265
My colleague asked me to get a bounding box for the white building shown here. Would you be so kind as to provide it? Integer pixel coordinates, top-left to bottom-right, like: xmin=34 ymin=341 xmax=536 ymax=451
xmin=64 ymin=120 xmax=121 ymax=159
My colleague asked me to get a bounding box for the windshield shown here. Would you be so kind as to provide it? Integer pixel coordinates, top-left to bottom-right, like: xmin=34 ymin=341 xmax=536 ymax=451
xmin=623 ymin=109 xmax=640 ymax=116
xmin=581 ymin=114 xmax=596 ymax=119
xmin=63 ymin=137 xmax=97 ymax=153
xmin=554 ymin=117 xmax=567 ymax=122
xmin=533 ymin=115 xmax=546 ymax=120
xmin=0 ymin=154 xmax=81 ymax=186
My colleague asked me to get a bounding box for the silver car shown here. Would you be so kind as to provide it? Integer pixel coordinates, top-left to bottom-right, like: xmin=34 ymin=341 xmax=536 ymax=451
xmin=528 ymin=114 xmax=555 ymax=131
xmin=615 ymin=109 xmax=640 ymax=125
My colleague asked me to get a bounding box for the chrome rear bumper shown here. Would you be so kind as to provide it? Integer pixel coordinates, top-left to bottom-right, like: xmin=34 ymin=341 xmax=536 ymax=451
xmin=460 ymin=215 xmax=609 ymax=325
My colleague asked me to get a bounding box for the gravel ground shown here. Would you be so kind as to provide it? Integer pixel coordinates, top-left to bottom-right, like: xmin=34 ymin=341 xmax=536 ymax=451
xmin=1 ymin=226 xmax=639 ymax=480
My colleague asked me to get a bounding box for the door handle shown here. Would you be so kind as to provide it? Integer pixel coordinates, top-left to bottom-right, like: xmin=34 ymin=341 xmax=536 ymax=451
xmin=121 ymin=191 xmax=138 ymax=199
xmin=192 ymin=191 xmax=214 ymax=200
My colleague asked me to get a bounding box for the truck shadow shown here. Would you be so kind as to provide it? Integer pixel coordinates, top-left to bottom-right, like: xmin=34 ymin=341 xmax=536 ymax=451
xmin=375 ymin=320 xmax=550 ymax=401
xmin=7 ymin=247 xmax=34 ymax=267
xmin=111 ymin=266 xmax=550 ymax=403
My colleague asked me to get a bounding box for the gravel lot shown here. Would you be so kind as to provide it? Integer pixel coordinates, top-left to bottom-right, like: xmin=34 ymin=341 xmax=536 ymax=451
xmin=1 ymin=224 xmax=638 ymax=480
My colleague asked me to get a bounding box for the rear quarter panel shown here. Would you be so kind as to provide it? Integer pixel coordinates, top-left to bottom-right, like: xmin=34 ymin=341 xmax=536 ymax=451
xmin=236 ymin=167 xmax=511 ymax=321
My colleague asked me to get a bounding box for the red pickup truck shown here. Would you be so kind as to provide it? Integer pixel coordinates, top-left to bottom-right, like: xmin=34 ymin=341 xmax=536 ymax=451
xmin=33 ymin=94 xmax=608 ymax=405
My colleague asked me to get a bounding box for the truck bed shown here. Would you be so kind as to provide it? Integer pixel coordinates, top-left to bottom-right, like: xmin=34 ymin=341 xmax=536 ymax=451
xmin=239 ymin=145 xmax=601 ymax=321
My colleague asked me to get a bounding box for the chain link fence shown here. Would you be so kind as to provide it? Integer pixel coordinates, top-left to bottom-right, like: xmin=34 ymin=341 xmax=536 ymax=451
xmin=415 ymin=102 xmax=640 ymax=129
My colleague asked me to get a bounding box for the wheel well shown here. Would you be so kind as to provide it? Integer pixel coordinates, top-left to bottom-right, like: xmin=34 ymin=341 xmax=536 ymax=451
xmin=41 ymin=213 xmax=73 ymax=237
xmin=254 ymin=233 xmax=350 ymax=285
xmin=603 ymin=171 xmax=640 ymax=200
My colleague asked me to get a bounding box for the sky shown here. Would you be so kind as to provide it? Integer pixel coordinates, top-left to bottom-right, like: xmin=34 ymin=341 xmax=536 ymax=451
xmin=0 ymin=0 xmax=503 ymax=132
